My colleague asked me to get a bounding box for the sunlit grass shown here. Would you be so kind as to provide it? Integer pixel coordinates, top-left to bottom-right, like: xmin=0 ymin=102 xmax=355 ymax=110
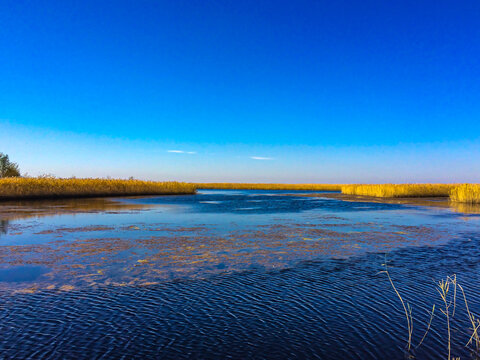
xmin=450 ymin=184 xmax=480 ymax=204
xmin=341 ymin=183 xmax=480 ymax=204
xmin=0 ymin=177 xmax=196 ymax=200
xmin=341 ymin=184 xmax=456 ymax=198
xmin=194 ymin=183 xmax=343 ymax=191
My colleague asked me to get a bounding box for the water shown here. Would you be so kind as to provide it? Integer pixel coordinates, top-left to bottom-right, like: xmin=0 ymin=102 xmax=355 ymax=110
xmin=0 ymin=190 xmax=479 ymax=359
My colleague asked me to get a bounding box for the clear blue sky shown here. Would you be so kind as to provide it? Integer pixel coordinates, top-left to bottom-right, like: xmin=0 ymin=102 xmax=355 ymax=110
xmin=1 ymin=0 xmax=479 ymax=182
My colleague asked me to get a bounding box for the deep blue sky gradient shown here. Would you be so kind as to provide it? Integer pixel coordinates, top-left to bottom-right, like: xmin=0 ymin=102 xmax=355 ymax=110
xmin=1 ymin=1 xmax=479 ymax=181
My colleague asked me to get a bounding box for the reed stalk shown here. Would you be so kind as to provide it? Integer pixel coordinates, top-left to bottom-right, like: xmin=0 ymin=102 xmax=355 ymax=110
xmin=385 ymin=268 xmax=480 ymax=359
xmin=458 ymin=284 xmax=480 ymax=354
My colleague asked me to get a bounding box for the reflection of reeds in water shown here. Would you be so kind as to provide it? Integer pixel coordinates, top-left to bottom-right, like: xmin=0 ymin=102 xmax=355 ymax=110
xmin=0 ymin=219 xmax=8 ymax=235
xmin=194 ymin=183 xmax=343 ymax=191
xmin=449 ymin=202 xmax=480 ymax=215
xmin=0 ymin=197 xmax=156 ymax=222
xmin=0 ymin=177 xmax=196 ymax=200
xmin=384 ymin=260 xmax=480 ymax=359
xmin=342 ymin=184 xmax=455 ymax=198
xmin=450 ymin=184 xmax=480 ymax=204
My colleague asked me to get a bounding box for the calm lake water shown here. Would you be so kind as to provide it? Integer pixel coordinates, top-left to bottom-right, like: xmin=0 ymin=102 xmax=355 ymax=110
xmin=1 ymin=190 xmax=480 ymax=359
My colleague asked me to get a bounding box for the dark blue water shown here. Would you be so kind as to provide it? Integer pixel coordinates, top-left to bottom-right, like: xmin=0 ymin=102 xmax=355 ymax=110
xmin=0 ymin=190 xmax=479 ymax=359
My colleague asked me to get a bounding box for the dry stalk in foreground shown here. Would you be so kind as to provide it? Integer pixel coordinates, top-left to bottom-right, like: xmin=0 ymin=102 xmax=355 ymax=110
xmin=382 ymin=259 xmax=480 ymax=359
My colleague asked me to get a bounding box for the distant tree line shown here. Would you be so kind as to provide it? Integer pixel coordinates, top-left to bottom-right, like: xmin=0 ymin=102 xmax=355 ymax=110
xmin=0 ymin=153 xmax=21 ymax=177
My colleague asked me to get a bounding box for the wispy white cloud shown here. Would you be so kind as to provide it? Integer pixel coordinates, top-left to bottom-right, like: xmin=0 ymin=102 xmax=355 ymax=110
xmin=250 ymin=156 xmax=273 ymax=160
xmin=167 ymin=150 xmax=196 ymax=154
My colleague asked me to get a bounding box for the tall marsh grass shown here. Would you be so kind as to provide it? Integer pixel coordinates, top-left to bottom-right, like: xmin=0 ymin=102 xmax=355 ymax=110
xmin=194 ymin=183 xmax=343 ymax=191
xmin=341 ymin=183 xmax=480 ymax=204
xmin=341 ymin=184 xmax=456 ymax=198
xmin=0 ymin=177 xmax=196 ymax=200
xmin=450 ymin=184 xmax=480 ymax=204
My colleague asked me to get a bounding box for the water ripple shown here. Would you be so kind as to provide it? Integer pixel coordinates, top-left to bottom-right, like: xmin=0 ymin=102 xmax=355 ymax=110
xmin=0 ymin=234 xmax=479 ymax=359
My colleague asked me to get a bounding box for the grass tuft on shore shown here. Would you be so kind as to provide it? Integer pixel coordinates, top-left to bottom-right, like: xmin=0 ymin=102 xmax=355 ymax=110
xmin=0 ymin=177 xmax=196 ymax=200
xmin=450 ymin=184 xmax=480 ymax=204
xmin=194 ymin=183 xmax=342 ymax=191
xmin=341 ymin=184 xmax=455 ymax=198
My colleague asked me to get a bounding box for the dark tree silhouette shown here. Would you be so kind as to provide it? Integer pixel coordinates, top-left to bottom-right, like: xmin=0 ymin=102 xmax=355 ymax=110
xmin=0 ymin=153 xmax=21 ymax=177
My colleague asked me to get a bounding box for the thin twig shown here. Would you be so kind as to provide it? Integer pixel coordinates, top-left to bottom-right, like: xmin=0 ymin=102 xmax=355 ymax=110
xmin=382 ymin=255 xmax=413 ymax=351
xmin=416 ymin=304 xmax=436 ymax=349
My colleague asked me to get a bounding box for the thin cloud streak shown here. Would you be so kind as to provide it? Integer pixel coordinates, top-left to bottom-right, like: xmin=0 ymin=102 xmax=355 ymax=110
xmin=167 ymin=150 xmax=196 ymax=154
xmin=250 ymin=156 xmax=273 ymax=160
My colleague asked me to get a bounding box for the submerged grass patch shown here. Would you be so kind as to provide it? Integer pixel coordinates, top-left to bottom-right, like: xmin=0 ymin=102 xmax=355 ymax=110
xmin=194 ymin=183 xmax=343 ymax=191
xmin=0 ymin=177 xmax=196 ymax=200
xmin=341 ymin=184 xmax=456 ymax=198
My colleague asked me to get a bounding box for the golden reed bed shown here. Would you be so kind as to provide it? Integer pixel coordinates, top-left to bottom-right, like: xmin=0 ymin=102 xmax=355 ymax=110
xmin=0 ymin=178 xmax=196 ymax=200
xmin=450 ymin=184 xmax=480 ymax=204
xmin=194 ymin=183 xmax=342 ymax=191
xmin=1 ymin=179 xmax=478 ymax=204
xmin=341 ymin=184 xmax=480 ymax=203
xmin=341 ymin=184 xmax=455 ymax=198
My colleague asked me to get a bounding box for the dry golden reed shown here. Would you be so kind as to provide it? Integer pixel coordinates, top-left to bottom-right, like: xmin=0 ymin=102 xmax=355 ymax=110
xmin=341 ymin=184 xmax=456 ymax=198
xmin=194 ymin=183 xmax=342 ymax=191
xmin=449 ymin=184 xmax=480 ymax=204
xmin=0 ymin=177 xmax=196 ymax=200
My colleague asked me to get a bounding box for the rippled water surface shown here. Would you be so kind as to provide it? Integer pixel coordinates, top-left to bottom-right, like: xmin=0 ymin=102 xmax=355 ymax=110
xmin=1 ymin=190 xmax=480 ymax=359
